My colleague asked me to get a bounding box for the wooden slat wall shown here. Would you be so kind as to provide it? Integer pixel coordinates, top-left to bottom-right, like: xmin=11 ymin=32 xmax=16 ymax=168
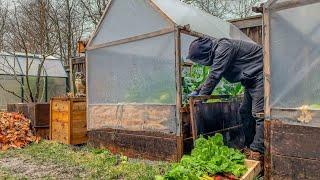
xmin=265 ymin=120 xmax=320 ymax=179
xmin=229 ymin=15 xmax=263 ymax=45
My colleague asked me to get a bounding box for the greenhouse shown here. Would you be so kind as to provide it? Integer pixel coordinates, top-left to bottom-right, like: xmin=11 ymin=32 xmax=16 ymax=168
xmin=0 ymin=52 xmax=67 ymax=109
xmin=86 ymin=0 xmax=252 ymax=160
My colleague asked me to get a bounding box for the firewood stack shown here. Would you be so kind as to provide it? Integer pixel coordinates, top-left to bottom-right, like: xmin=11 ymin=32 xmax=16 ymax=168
xmin=0 ymin=112 xmax=40 ymax=151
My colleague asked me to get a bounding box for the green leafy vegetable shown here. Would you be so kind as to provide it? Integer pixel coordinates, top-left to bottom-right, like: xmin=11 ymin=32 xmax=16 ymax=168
xmin=157 ymin=133 xmax=247 ymax=180
xmin=182 ymin=64 xmax=244 ymax=104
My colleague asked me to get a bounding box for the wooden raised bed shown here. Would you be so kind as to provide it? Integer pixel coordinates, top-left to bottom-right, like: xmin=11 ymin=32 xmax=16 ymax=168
xmin=7 ymin=103 xmax=50 ymax=139
xmin=265 ymin=120 xmax=320 ymax=179
xmin=50 ymin=97 xmax=87 ymax=145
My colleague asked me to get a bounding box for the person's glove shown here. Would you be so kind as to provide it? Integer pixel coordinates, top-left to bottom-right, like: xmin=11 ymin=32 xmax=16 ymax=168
xmin=188 ymin=91 xmax=199 ymax=97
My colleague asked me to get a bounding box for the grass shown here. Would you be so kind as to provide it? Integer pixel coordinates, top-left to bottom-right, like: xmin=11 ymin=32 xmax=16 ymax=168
xmin=0 ymin=141 xmax=170 ymax=179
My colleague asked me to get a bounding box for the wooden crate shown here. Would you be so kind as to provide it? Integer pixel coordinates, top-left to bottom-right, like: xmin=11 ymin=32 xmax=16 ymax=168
xmin=50 ymin=97 xmax=87 ymax=145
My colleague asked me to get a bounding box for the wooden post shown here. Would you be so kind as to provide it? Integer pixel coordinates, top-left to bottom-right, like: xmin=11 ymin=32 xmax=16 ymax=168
xmin=263 ymin=7 xmax=271 ymax=120
xmin=189 ymin=97 xmax=197 ymax=142
xmin=175 ymin=27 xmax=183 ymax=160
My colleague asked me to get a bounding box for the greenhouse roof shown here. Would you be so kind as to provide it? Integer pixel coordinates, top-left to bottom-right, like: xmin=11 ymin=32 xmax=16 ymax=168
xmin=88 ymin=0 xmax=252 ymax=47
xmin=0 ymin=52 xmax=67 ymax=78
xmin=151 ymin=0 xmax=252 ymax=41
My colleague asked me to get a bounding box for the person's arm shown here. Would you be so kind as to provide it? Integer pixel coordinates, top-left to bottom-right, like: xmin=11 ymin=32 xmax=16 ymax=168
xmin=199 ymin=39 xmax=234 ymax=95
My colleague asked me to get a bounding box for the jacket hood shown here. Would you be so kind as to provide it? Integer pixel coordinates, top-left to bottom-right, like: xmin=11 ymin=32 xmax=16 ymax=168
xmin=186 ymin=37 xmax=218 ymax=66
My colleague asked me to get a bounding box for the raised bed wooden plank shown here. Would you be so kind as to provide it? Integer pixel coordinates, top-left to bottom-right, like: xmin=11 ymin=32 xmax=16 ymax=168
xmin=271 ymin=155 xmax=320 ymax=180
xmin=270 ymin=121 xmax=320 ymax=160
xmin=88 ymin=128 xmax=180 ymax=162
xmin=241 ymin=159 xmax=261 ymax=180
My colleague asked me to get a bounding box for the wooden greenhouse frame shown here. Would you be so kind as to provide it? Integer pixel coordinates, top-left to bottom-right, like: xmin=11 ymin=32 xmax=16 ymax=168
xmin=85 ymin=0 xmax=251 ymax=161
xmin=263 ymin=0 xmax=320 ymax=178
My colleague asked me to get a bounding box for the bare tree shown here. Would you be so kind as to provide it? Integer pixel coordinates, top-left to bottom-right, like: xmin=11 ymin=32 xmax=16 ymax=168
xmin=183 ymin=0 xmax=230 ymax=19
xmin=80 ymin=0 xmax=108 ymax=26
xmin=0 ymin=0 xmax=58 ymax=102
xmin=230 ymin=0 xmax=262 ymax=18
xmin=0 ymin=0 xmax=8 ymax=50
xmin=47 ymin=0 xmax=87 ymax=93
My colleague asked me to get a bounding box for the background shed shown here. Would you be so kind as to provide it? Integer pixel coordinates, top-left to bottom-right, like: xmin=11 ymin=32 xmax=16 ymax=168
xmin=0 ymin=52 xmax=67 ymax=109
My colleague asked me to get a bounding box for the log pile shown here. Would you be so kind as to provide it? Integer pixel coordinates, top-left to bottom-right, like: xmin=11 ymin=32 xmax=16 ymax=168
xmin=0 ymin=112 xmax=39 ymax=150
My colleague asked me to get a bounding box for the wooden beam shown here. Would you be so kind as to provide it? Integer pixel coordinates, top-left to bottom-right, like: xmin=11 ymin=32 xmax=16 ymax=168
xmin=263 ymin=8 xmax=271 ymax=120
xmin=189 ymin=97 xmax=197 ymax=142
xmin=270 ymin=0 xmax=320 ymax=11
xmin=175 ymin=28 xmax=183 ymax=160
xmin=229 ymin=15 xmax=262 ymax=29
xmin=180 ymin=29 xmax=205 ymax=38
xmin=86 ymin=28 xmax=175 ymax=51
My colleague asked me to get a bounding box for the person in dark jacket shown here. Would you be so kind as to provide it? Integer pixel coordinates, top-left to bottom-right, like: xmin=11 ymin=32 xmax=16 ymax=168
xmin=187 ymin=37 xmax=264 ymax=159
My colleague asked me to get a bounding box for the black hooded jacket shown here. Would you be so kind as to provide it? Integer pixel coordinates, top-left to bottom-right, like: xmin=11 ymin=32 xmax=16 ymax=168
xmin=187 ymin=37 xmax=263 ymax=95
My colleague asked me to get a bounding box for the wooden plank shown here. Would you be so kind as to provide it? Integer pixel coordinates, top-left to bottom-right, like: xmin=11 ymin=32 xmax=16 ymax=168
xmin=51 ymin=111 xmax=69 ymax=123
xmin=180 ymin=28 xmax=205 ymax=38
xmin=241 ymin=160 xmax=261 ymax=180
xmin=175 ymin=28 xmax=183 ymax=160
xmin=270 ymin=154 xmax=320 ymax=179
xmin=270 ymin=0 xmax=320 ymax=12
xmin=72 ymin=102 xmax=86 ymax=111
xmin=88 ymin=129 xmax=179 ymax=162
xmin=68 ymin=99 xmax=72 ymax=144
xmin=88 ymin=104 xmax=177 ymax=134
xmin=51 ymin=121 xmax=69 ymax=144
xmin=51 ymin=100 xmax=69 ymax=112
xmin=229 ymin=15 xmax=262 ymax=29
xmin=264 ymin=120 xmax=272 ymax=179
xmin=189 ymin=98 xmax=197 ymax=142
xmin=86 ymin=28 xmax=175 ymax=51
xmin=72 ymin=111 xmax=86 ymax=121
xmin=34 ymin=103 xmax=50 ymax=127
xmin=270 ymin=121 xmax=320 ymax=160
xmin=263 ymin=7 xmax=271 ymax=120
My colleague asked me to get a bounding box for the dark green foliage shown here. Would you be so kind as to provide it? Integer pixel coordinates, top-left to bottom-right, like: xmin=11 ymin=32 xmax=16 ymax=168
xmin=182 ymin=64 xmax=244 ymax=104
xmin=156 ymin=134 xmax=247 ymax=180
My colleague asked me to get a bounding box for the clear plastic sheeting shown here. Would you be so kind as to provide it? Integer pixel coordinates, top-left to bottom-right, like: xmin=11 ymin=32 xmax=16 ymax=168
xmin=0 ymin=53 xmax=67 ymax=107
xmin=269 ymin=3 xmax=320 ymax=109
xmin=88 ymin=33 xmax=176 ymax=104
xmin=44 ymin=60 xmax=67 ymax=77
xmin=47 ymin=77 xmax=67 ymax=99
xmin=152 ymin=0 xmax=253 ymax=42
xmin=23 ymin=76 xmax=46 ymax=102
xmin=91 ymin=0 xmax=171 ymax=45
xmin=0 ymin=76 xmax=21 ymax=109
xmin=0 ymin=55 xmax=22 ymax=75
xmin=17 ymin=57 xmax=46 ymax=76
xmin=181 ymin=33 xmax=197 ymax=62
xmin=0 ymin=53 xmax=67 ymax=77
